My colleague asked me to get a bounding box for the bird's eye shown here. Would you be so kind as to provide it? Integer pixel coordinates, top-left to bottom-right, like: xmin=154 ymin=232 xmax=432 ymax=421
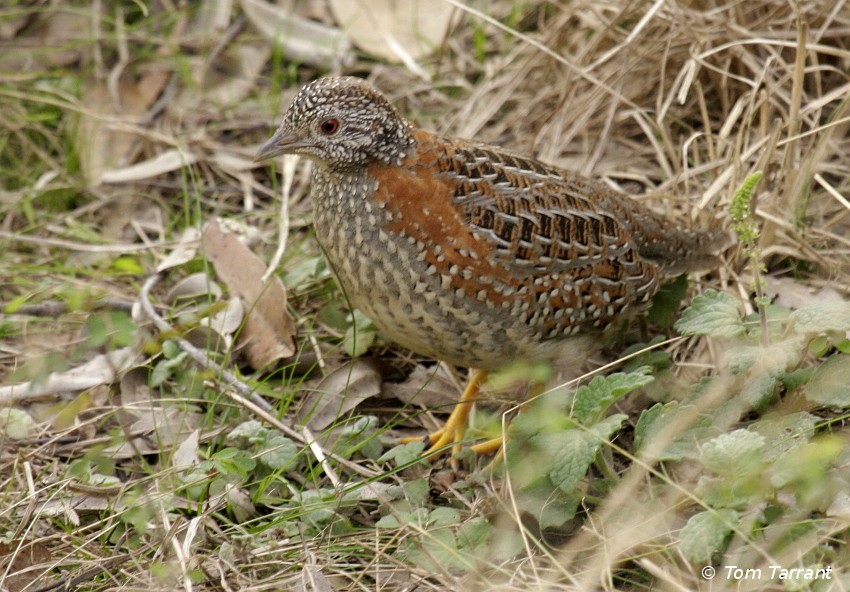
xmin=320 ymin=118 xmax=340 ymax=135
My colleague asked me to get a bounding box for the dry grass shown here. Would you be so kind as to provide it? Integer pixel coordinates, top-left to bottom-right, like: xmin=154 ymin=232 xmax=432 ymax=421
xmin=2 ymin=1 xmax=850 ymax=591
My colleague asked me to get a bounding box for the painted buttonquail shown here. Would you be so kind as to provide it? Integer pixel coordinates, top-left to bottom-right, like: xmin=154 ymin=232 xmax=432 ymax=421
xmin=255 ymin=76 xmax=727 ymax=457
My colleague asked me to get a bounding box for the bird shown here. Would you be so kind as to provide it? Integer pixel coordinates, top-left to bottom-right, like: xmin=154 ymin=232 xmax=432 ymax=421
xmin=255 ymin=76 xmax=728 ymax=459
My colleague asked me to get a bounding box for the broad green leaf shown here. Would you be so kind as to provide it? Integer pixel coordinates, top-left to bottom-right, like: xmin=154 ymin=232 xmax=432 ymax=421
xmin=150 ymin=352 xmax=187 ymax=386
xmin=375 ymin=514 xmax=402 ymax=528
xmin=572 ymin=367 xmax=654 ymax=425
xmin=378 ymin=440 xmax=426 ymax=466
xmin=769 ymin=436 xmax=843 ymax=489
xmin=405 ymin=528 xmax=462 ymax=571
xmin=634 ymin=401 xmax=715 ymax=461
xmin=700 ymin=429 xmax=765 ymax=476
xmin=538 ymin=414 xmax=626 ymax=493
xmin=513 ymin=478 xmax=583 ymax=529
xmin=534 ymin=430 xmax=597 ymax=493
xmin=750 ymin=412 xmax=817 ymax=461
xmin=455 ymin=517 xmax=492 ymax=552
xmin=228 ymin=420 xmax=267 ymax=443
xmin=791 ymin=302 xmax=850 ymax=334
xmin=429 ymin=506 xmax=461 ymax=527
xmin=111 ymin=255 xmax=144 ymax=274
xmin=402 ymin=478 xmax=429 ymax=507
xmin=804 ymin=354 xmax=850 ymax=407
xmin=675 ymin=290 xmax=744 ymax=337
xmin=296 ymin=489 xmax=338 ymax=528
xmin=679 ymin=509 xmax=738 ymax=563
xmin=261 ymin=435 xmax=298 ymax=469
xmin=0 ymin=408 xmax=35 ymax=440
xmin=739 ymin=370 xmax=780 ymax=408
xmin=648 ymin=274 xmax=689 ymax=328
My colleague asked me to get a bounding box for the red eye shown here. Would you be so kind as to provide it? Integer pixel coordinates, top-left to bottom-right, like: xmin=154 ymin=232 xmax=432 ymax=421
xmin=320 ymin=118 xmax=339 ymax=135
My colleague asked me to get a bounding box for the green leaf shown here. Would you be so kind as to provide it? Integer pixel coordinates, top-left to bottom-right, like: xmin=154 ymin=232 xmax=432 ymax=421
xmin=769 ymin=436 xmax=843 ymax=489
xmin=791 ymin=302 xmax=850 ymax=334
xmin=536 ymin=430 xmax=597 ymax=493
xmin=572 ymin=367 xmax=654 ymax=425
xmin=334 ymin=415 xmax=382 ymax=459
xmin=282 ymin=255 xmax=326 ymax=289
xmin=150 ymin=352 xmax=187 ymax=387
xmin=429 ymin=507 xmax=461 ymax=527
xmin=674 ymin=290 xmax=744 ymax=337
xmin=513 ymin=478 xmax=583 ymax=529
xmin=634 ymin=401 xmax=715 ymax=461
xmin=402 ymin=478 xmax=430 ymax=507
xmin=295 ymin=489 xmax=338 ymax=528
xmin=375 ymin=514 xmax=402 ymax=529
xmin=804 ymin=354 xmax=850 ymax=407
xmin=260 ymin=435 xmax=298 ymax=470
xmin=405 ymin=528 xmax=461 ymax=571
xmin=455 ymin=517 xmax=492 ymax=552
xmin=699 ymin=429 xmax=765 ymax=476
xmin=227 ymin=420 xmax=268 ymax=443
xmin=739 ymin=370 xmax=780 ymax=408
xmin=378 ymin=441 xmax=426 ymax=466
xmin=0 ymin=408 xmax=35 ymax=440
xmin=343 ymin=310 xmax=377 ymax=357
xmin=111 ymin=255 xmax=145 ymax=275
xmin=535 ymin=414 xmax=626 ymax=493
xmin=834 ymin=338 xmax=850 ymax=354
xmin=212 ymin=447 xmax=241 ymax=460
xmin=648 ymin=274 xmax=689 ymax=328
xmin=680 ymin=509 xmax=738 ymax=563
xmin=750 ymin=412 xmax=817 ymax=461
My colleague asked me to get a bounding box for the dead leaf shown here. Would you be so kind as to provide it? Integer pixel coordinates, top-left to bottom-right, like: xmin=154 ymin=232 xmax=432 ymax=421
xmin=293 ymin=551 xmax=339 ymax=592
xmin=202 ymin=219 xmax=297 ymax=369
xmin=0 ymin=541 xmax=53 ymax=592
xmin=0 ymin=348 xmax=140 ymax=406
xmin=98 ymin=193 xmax=165 ymax=244
xmin=764 ymin=275 xmax=846 ymax=311
xmin=108 ymin=407 xmax=204 ymax=459
xmin=173 ymin=429 xmax=201 ymax=470
xmin=206 ymin=43 xmax=271 ymax=106
xmin=328 ymin=0 xmax=456 ymax=67
xmin=241 ymin=0 xmax=354 ymax=69
xmin=0 ymin=9 xmax=90 ymax=71
xmin=76 ymin=80 xmax=153 ymax=184
xmin=381 ymin=364 xmax=458 ymax=408
xmin=186 ymin=297 xmax=244 ymax=354
xmin=294 ymin=564 xmax=335 ymax=592
xmin=117 ymin=367 xmax=153 ymax=423
xmin=296 ymin=360 xmax=382 ymax=431
xmin=100 ymin=149 xmax=199 ymax=184
xmin=36 ymin=495 xmax=114 ymax=519
xmin=158 ymin=227 xmax=202 ymax=273
xmin=166 ymin=272 xmax=222 ymax=304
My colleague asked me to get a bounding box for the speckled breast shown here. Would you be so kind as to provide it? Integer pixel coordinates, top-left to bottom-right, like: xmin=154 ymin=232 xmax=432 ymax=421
xmin=309 ymin=169 xmax=587 ymax=371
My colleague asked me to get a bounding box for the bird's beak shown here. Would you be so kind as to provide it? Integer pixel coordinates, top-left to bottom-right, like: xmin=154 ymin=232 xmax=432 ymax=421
xmin=254 ymin=128 xmax=308 ymax=162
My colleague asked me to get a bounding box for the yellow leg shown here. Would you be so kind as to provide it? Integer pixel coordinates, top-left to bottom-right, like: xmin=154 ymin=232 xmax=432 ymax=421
xmin=424 ymin=369 xmax=487 ymax=458
xmin=474 ymin=381 xmax=546 ymax=468
xmin=469 ymin=436 xmax=503 ymax=456
xmin=398 ymin=370 xmax=544 ymax=463
xmin=398 ymin=369 xmax=488 ymax=460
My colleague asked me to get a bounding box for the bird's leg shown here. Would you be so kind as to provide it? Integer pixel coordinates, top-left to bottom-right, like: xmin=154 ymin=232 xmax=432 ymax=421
xmin=424 ymin=369 xmax=488 ymax=458
xmin=471 ymin=381 xmax=547 ymax=466
xmin=399 ymin=369 xmax=488 ymax=459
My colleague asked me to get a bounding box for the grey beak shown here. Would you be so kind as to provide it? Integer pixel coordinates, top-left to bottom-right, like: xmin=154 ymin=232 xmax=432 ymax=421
xmin=254 ymin=129 xmax=307 ymax=162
